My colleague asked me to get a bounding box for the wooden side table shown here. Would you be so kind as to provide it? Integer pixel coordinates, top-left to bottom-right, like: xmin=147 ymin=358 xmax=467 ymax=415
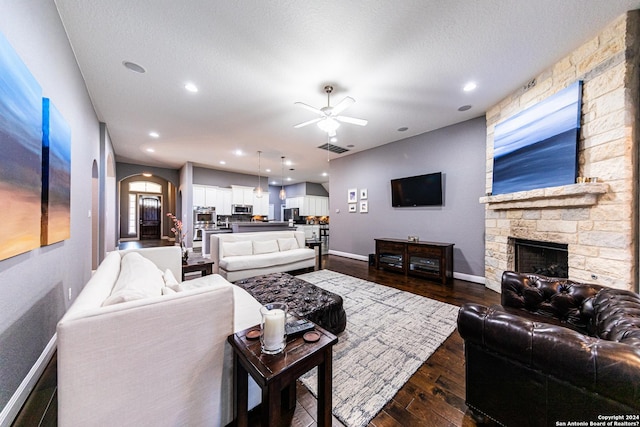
xmin=181 ymin=257 xmax=214 ymax=281
xmin=228 ymin=324 xmax=338 ymax=427
xmin=305 ymin=240 xmax=322 ymax=270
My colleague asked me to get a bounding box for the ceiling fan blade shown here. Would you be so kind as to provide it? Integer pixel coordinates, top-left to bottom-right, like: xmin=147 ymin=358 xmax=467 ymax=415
xmin=331 ymin=96 xmax=355 ymax=115
xmin=294 ymin=101 xmax=325 ymax=116
xmin=294 ymin=117 xmax=322 ymax=128
xmin=336 ymin=115 xmax=368 ymax=126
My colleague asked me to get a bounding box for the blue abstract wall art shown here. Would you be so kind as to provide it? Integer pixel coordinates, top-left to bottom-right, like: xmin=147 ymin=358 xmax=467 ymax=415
xmin=42 ymin=98 xmax=71 ymax=245
xmin=0 ymin=31 xmax=43 ymax=260
xmin=492 ymin=81 xmax=583 ymax=195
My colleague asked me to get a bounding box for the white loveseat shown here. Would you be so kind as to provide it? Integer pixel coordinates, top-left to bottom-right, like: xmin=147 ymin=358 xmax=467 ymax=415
xmin=56 ymin=246 xmax=262 ymax=427
xmin=210 ymin=230 xmax=316 ymax=282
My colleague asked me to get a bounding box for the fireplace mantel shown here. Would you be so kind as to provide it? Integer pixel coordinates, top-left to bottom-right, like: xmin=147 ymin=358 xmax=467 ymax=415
xmin=479 ymin=183 xmax=609 ymax=210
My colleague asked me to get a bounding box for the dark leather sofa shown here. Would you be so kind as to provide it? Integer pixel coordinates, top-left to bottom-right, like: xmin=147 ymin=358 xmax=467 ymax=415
xmin=457 ymin=271 xmax=640 ymax=426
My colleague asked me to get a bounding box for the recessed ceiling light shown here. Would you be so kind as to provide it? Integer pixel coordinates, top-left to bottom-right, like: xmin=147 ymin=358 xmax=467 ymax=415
xmin=330 ymin=137 xmax=338 ymax=143
xmin=458 ymin=105 xmax=472 ymax=111
xmin=149 ymin=131 xmax=159 ymax=138
xmin=463 ymin=82 xmax=477 ymax=92
xmin=271 ymin=180 xmax=277 ymax=185
xmin=184 ymin=82 xmax=198 ymax=93
xmin=146 ymin=148 xmax=155 ymax=153
xmin=322 ymin=172 xmax=328 ymax=177
xmin=285 ymin=160 xmax=292 ymax=166
xmin=123 ymin=61 xmax=146 ymax=73
xmin=265 ymin=168 xmax=271 ymax=173
xmin=142 ymin=173 xmax=152 ymax=177
xmin=397 ymin=127 xmax=409 ymax=132
xmin=235 ymin=149 xmax=243 ymax=156
xmin=347 ymin=144 xmax=355 ymax=148
xmin=219 ymin=160 xmax=226 ymax=165
xmin=286 ymin=177 xmax=292 ymax=181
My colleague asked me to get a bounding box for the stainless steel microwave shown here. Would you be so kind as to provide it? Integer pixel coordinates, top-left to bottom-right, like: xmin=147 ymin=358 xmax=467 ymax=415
xmin=232 ymin=204 xmax=252 ymax=215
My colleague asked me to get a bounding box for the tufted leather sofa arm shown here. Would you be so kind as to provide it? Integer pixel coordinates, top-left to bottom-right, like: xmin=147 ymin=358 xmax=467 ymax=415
xmin=458 ymin=302 xmax=640 ymax=409
xmin=501 ymin=270 xmax=604 ymax=332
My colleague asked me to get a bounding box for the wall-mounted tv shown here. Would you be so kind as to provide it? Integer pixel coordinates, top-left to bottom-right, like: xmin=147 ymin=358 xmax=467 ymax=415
xmin=391 ymin=172 xmax=443 ymax=207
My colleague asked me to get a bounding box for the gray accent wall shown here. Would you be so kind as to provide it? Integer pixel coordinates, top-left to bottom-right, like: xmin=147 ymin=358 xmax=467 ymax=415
xmin=329 ymin=116 xmax=486 ymax=278
xmin=0 ymin=0 xmax=105 ymax=417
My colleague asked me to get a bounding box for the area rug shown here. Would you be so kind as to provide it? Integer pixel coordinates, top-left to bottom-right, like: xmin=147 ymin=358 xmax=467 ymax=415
xmin=296 ymin=269 xmax=459 ymax=427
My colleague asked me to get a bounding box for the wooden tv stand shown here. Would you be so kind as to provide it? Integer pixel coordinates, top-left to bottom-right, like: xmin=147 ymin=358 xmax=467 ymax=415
xmin=374 ymin=238 xmax=454 ymax=284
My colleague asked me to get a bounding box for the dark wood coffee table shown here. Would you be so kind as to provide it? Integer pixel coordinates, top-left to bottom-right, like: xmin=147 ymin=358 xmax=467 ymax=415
xmin=228 ymin=323 xmax=338 ymax=427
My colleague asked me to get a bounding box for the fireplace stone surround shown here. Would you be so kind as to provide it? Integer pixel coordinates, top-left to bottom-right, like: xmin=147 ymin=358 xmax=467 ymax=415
xmin=481 ymin=11 xmax=640 ymax=293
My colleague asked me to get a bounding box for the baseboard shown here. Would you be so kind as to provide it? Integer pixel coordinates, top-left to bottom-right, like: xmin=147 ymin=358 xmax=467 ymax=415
xmin=454 ymin=272 xmax=486 ymax=285
xmin=0 ymin=334 xmax=57 ymax=427
xmin=328 ymin=250 xmax=369 ymax=262
xmin=328 ymin=250 xmax=487 ymax=286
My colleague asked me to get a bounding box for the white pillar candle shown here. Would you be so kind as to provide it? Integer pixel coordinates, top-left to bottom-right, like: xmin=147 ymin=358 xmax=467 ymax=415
xmin=262 ymin=308 xmax=285 ymax=351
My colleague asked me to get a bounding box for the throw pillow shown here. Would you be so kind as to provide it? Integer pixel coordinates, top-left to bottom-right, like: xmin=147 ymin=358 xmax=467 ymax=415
xmin=223 ymin=240 xmax=253 ymax=257
xmin=253 ymin=239 xmax=279 ymax=255
xmin=164 ymin=268 xmax=179 ymax=286
xmin=277 ymin=237 xmax=299 ymax=251
xmin=102 ymin=252 xmax=165 ymax=306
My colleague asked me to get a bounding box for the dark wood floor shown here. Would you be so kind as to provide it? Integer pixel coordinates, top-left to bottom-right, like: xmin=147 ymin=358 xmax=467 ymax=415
xmin=12 ymin=244 xmax=501 ymax=427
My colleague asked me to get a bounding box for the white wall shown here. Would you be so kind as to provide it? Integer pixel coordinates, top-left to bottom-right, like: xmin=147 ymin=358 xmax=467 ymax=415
xmin=0 ymin=0 xmax=104 ymax=420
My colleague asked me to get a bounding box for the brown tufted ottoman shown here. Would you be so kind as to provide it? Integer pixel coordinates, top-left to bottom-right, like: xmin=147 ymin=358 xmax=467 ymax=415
xmin=235 ymin=272 xmax=347 ymax=334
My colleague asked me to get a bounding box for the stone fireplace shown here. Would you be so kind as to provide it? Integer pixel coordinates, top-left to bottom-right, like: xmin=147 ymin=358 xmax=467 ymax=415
xmin=480 ymin=11 xmax=639 ymax=293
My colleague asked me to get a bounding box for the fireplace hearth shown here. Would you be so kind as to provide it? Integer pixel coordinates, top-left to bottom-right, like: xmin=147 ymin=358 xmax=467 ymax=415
xmin=514 ymin=238 xmax=568 ymax=278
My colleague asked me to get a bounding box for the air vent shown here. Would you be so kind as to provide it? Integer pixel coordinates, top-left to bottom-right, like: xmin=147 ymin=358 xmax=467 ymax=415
xmin=317 ymin=143 xmax=349 ymax=154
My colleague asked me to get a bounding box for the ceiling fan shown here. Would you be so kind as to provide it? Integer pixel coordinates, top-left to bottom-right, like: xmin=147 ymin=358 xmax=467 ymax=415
xmin=294 ymin=85 xmax=368 ymax=137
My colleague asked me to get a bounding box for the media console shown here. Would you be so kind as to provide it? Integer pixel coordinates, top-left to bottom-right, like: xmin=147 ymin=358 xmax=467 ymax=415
xmin=374 ymin=238 xmax=454 ymax=284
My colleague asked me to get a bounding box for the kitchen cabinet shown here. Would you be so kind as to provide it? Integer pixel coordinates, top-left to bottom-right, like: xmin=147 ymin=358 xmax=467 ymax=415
xmin=216 ymin=188 xmax=232 ymax=215
xmin=231 ymin=185 xmax=254 ymax=205
xmin=296 ymin=225 xmax=320 ymax=240
xmin=193 ymin=185 xmax=217 ymax=207
xmin=252 ymin=191 xmax=269 ymax=216
xmin=375 ymin=238 xmax=454 ymax=284
xmin=285 ymin=196 xmax=329 ymax=216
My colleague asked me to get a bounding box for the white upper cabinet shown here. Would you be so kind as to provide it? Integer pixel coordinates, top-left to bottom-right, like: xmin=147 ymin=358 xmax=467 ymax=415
xmin=231 ymin=185 xmax=254 ymax=205
xmin=285 ymin=195 xmax=329 ymax=216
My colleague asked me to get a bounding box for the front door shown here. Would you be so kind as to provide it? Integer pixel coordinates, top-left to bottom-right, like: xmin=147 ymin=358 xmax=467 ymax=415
xmin=139 ymin=196 xmax=161 ymax=240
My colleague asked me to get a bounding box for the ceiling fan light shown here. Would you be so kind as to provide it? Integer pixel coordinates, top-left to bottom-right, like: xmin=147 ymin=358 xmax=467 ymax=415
xmin=317 ymin=118 xmax=340 ymax=133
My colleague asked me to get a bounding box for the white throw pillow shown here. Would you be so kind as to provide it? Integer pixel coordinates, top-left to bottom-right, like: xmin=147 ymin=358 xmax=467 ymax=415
xmin=253 ymin=240 xmax=279 ymax=255
xmin=277 ymin=237 xmax=299 ymax=251
xmin=102 ymin=252 xmax=165 ymax=306
xmin=164 ymin=268 xmax=179 ymax=286
xmin=223 ymin=240 xmax=253 ymax=257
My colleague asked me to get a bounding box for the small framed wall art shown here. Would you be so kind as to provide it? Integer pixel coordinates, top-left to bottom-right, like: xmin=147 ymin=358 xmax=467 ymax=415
xmin=360 ymin=200 xmax=369 ymax=213
xmin=348 ymin=188 xmax=357 ymax=203
xmin=360 ymin=188 xmax=368 ymax=200
xmin=348 ymin=204 xmax=357 ymax=213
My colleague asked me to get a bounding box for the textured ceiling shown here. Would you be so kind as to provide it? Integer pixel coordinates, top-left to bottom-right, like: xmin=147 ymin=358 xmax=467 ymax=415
xmin=54 ymin=0 xmax=640 ymax=184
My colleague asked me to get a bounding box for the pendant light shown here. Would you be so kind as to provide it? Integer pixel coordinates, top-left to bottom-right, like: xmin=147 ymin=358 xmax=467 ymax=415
xmin=255 ymin=151 xmax=263 ymax=198
xmin=279 ymin=156 xmax=286 ymax=200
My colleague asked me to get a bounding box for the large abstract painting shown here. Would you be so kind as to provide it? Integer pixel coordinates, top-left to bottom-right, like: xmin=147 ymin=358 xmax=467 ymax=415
xmin=492 ymin=81 xmax=583 ymax=195
xmin=42 ymin=98 xmax=71 ymax=245
xmin=0 ymin=31 xmax=43 ymax=261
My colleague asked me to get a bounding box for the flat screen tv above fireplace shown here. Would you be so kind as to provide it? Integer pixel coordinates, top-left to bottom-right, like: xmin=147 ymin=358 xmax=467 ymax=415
xmin=391 ymin=172 xmax=443 ymax=207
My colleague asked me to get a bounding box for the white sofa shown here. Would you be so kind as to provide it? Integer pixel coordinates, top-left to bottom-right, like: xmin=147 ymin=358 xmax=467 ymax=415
xmin=210 ymin=230 xmax=316 ymax=282
xmin=56 ymin=246 xmax=262 ymax=427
